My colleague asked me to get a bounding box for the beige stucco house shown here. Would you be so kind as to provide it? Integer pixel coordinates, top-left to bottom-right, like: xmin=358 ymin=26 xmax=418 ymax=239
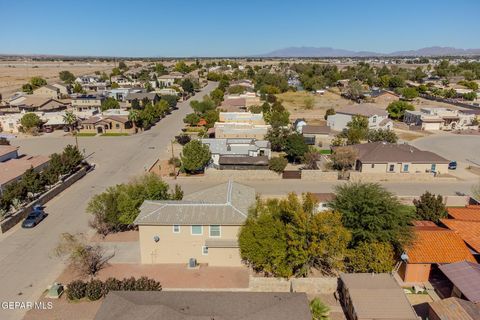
xmin=32 ymin=85 xmax=60 ymax=99
xmin=347 ymin=142 xmax=450 ymax=174
xmin=80 ymin=115 xmax=135 ymax=134
xmin=134 ymin=181 xmax=256 ymax=266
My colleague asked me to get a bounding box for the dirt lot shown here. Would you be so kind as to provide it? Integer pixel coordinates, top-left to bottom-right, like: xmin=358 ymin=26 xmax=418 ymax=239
xmin=276 ymin=90 xmax=352 ymax=123
xmin=0 ymin=60 xmax=116 ymax=97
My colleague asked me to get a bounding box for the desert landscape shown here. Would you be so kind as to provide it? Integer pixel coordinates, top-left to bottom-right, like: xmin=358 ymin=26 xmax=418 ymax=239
xmin=0 ymin=60 xmax=116 ymax=97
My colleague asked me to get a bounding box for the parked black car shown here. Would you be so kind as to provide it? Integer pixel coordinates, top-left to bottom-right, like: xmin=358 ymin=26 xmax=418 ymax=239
xmin=21 ymin=206 xmax=45 ymax=228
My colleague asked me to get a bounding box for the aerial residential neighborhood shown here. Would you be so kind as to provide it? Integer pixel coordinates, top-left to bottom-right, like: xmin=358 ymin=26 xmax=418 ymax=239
xmin=1 ymin=1 xmax=480 ymax=320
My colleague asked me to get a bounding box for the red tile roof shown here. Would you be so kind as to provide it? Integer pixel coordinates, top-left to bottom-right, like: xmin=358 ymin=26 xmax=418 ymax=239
xmin=405 ymin=226 xmax=476 ymax=264
xmin=447 ymin=207 xmax=480 ymax=221
xmin=441 ymin=219 xmax=480 ymax=253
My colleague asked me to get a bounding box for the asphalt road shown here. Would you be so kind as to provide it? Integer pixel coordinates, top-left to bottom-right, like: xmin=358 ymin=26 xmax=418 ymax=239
xmin=0 ymin=82 xmax=217 ymax=320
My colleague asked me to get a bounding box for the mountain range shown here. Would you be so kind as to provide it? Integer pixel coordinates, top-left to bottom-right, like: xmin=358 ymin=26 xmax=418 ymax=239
xmin=258 ymin=46 xmax=480 ymax=57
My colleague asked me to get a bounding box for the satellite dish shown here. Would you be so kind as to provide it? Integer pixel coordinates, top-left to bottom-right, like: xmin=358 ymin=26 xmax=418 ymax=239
xmin=153 ymin=235 xmax=160 ymax=242
xmin=401 ymin=252 xmax=409 ymax=261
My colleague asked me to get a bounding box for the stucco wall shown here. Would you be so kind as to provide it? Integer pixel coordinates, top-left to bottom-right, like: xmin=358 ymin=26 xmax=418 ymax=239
xmin=301 ymin=170 xmax=338 ymax=181
xmin=249 ymin=276 xmax=338 ymax=294
xmin=350 ymin=171 xmax=455 ymax=182
xmin=402 ymin=263 xmax=431 ymax=283
xmin=138 ymin=225 xmax=242 ymax=266
xmin=204 ymin=168 xmax=281 ymax=180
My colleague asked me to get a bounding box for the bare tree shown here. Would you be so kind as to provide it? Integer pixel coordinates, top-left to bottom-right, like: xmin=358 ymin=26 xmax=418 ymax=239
xmin=331 ymin=147 xmax=358 ymax=172
xmin=55 ymin=233 xmax=113 ymax=277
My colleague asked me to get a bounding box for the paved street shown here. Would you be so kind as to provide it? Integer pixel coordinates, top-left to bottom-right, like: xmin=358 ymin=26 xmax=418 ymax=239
xmin=0 ymin=82 xmax=217 ymax=320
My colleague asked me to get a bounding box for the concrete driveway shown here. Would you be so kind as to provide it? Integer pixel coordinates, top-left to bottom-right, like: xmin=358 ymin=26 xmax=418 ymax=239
xmin=0 ymin=82 xmax=218 ymax=320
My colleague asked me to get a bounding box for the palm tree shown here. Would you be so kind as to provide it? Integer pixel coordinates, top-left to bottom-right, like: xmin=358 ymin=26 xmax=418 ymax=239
xmin=128 ymin=109 xmax=140 ymax=133
xmin=63 ymin=111 xmax=77 ymax=132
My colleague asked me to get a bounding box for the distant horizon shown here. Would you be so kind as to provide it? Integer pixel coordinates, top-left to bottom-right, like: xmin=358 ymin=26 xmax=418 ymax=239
xmin=1 ymin=0 xmax=479 ymax=57
xmin=1 ymin=45 xmax=480 ymax=59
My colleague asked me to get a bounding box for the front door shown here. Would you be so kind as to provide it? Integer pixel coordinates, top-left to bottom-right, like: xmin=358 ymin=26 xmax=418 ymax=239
xmin=97 ymin=126 xmax=103 ymax=134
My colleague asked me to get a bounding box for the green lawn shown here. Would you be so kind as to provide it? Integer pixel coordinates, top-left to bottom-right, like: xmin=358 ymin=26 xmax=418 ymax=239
xmin=100 ymin=133 xmax=130 ymax=137
xmin=75 ymin=133 xmax=96 ymax=137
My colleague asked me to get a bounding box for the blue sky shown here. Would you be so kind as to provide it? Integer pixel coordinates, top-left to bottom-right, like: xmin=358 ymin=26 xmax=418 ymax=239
xmin=0 ymin=0 xmax=479 ymax=57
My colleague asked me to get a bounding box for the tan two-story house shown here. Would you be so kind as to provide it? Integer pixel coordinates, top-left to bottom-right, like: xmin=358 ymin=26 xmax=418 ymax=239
xmin=134 ymin=181 xmax=255 ymax=266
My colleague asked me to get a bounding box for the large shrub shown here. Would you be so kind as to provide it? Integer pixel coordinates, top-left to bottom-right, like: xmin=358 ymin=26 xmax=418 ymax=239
xmin=86 ymin=279 xmax=105 ymax=301
xmin=121 ymin=277 xmax=137 ymax=291
xmin=104 ymin=277 xmax=122 ymax=294
xmin=66 ymin=280 xmax=87 ymax=300
xmin=268 ymin=156 xmax=288 ymax=173
xmin=134 ymin=276 xmax=162 ymax=291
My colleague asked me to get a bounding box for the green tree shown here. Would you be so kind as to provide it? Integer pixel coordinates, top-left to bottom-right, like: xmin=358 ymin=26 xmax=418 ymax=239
xmin=387 ymin=101 xmax=415 ymax=120
xmin=210 ymin=88 xmax=225 ymax=105
xmin=101 ymin=97 xmax=120 ymax=111
xmin=324 ymin=108 xmax=336 ymax=120
xmin=367 ymin=129 xmax=398 ymax=143
xmin=345 ymin=80 xmax=364 ymax=100
xmin=63 ymin=111 xmax=77 ymax=132
xmin=160 ymin=95 xmax=178 ymax=108
xmin=227 ymin=85 xmax=247 ymax=95
xmin=22 ymin=83 xmax=33 ymax=94
xmin=183 ymin=113 xmax=201 ymax=126
xmin=346 ymin=241 xmax=395 ymax=273
xmin=30 ymin=76 xmax=47 ymax=88
xmin=344 ymin=115 xmax=369 ymax=144
xmin=20 ymin=167 xmax=45 ymax=196
xmin=239 ymin=194 xmax=351 ymax=277
xmin=265 ymin=126 xmax=291 ymax=151
xmin=388 ymin=76 xmax=405 ymax=88
xmin=285 ymin=133 xmax=308 ymax=163
xmin=330 ymin=182 xmax=413 ymax=249
xmin=20 ymin=113 xmax=42 ymax=132
xmin=180 ymin=140 xmax=211 ymax=173
xmin=181 ymin=78 xmax=195 ymax=94
xmin=73 ymin=82 xmax=84 ymax=94
xmin=463 ymin=92 xmax=477 ymax=101
xmin=190 ymin=96 xmax=216 ymax=114
xmin=87 ymin=174 xmax=179 ymax=235
xmin=59 ymin=71 xmax=76 ymax=84
xmin=111 ymin=82 xmax=119 ymax=89
xmin=413 ymin=192 xmax=447 ymax=223
xmin=399 ymin=87 xmax=418 ymax=100
xmin=268 ymin=156 xmax=288 ymax=173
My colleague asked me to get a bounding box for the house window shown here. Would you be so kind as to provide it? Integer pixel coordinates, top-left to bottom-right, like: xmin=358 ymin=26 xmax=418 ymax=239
xmin=202 ymin=246 xmax=209 ymax=255
xmin=431 ymin=164 xmax=436 ymax=172
xmin=209 ymin=225 xmax=221 ymax=237
xmin=403 ymin=164 xmax=409 ymax=172
xmin=371 ymin=164 xmax=375 ymax=168
xmin=372 ymin=116 xmax=377 ymax=123
xmin=191 ymin=225 xmax=203 ymax=235
xmin=173 ymin=225 xmax=180 ymax=233
xmin=115 ymin=123 xmax=120 ymax=129
xmin=388 ymin=164 xmax=395 ymax=172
